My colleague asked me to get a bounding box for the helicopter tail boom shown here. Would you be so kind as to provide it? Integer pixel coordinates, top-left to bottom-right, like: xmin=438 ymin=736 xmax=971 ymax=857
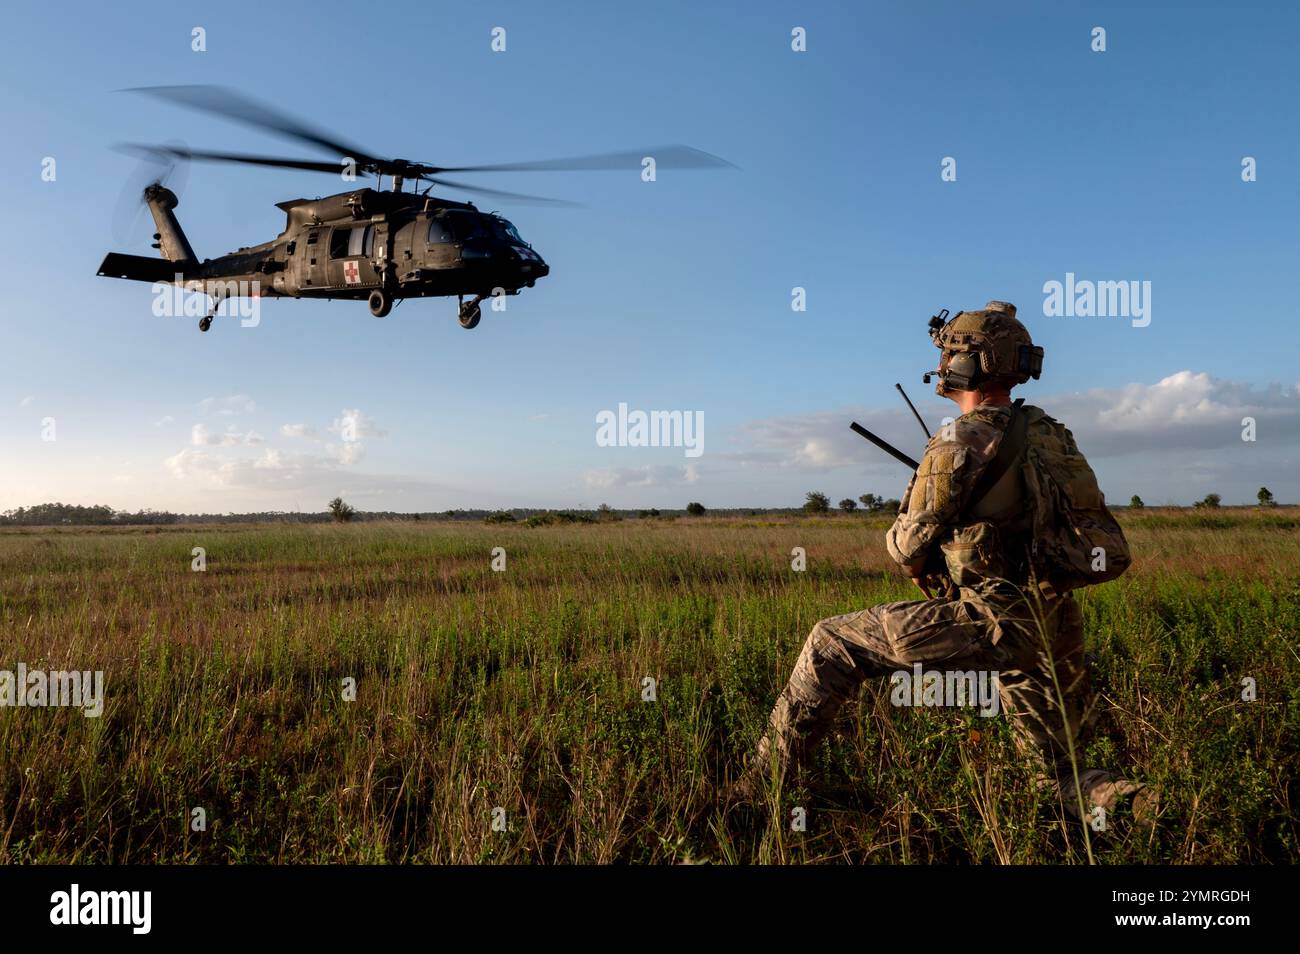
xmin=96 ymin=252 xmax=194 ymax=284
xmin=143 ymin=183 xmax=197 ymax=265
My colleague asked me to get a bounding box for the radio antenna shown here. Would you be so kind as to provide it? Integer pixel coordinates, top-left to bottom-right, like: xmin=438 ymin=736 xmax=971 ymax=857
xmin=895 ymin=383 xmax=931 ymax=438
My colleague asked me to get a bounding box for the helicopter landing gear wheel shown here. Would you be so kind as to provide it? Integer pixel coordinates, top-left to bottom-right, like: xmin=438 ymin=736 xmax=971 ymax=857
xmin=458 ymin=295 xmax=483 ymax=330
xmin=368 ymin=289 xmax=393 ymax=318
xmin=198 ymin=315 xmax=212 ymax=333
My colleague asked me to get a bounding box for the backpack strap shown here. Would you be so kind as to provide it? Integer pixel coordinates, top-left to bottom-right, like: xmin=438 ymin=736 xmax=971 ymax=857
xmin=969 ymin=398 xmax=1027 ymax=507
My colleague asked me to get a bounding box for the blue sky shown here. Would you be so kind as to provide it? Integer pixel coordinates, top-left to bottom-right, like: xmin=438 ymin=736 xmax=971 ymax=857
xmin=1 ymin=0 xmax=1297 ymax=511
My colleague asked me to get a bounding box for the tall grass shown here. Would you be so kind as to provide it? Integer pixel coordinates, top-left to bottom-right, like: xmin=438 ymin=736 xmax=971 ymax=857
xmin=0 ymin=510 xmax=1295 ymax=863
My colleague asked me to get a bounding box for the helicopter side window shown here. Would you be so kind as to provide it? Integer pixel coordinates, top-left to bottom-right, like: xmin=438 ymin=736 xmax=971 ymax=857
xmin=444 ymin=212 xmax=489 ymax=242
xmin=330 ymin=225 xmax=374 ymax=258
xmin=329 ymin=228 xmax=349 ymax=258
xmin=351 ymin=226 xmax=374 ymax=257
xmin=428 ymin=218 xmax=454 ymax=245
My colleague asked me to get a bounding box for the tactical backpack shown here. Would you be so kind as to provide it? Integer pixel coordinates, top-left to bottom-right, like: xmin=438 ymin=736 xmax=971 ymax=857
xmin=1017 ymin=409 xmax=1131 ymax=594
xmin=960 ymin=400 xmax=1130 ymax=596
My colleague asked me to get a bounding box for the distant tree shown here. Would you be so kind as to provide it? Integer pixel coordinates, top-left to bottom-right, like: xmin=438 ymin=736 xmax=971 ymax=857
xmin=485 ymin=510 xmax=516 ymax=524
xmin=637 ymin=508 xmax=662 ymax=518
xmin=859 ymin=493 xmax=881 ymax=511
xmin=1258 ymin=487 xmax=1277 ymax=507
xmin=839 ymin=498 xmax=857 ymax=513
xmin=686 ymin=502 xmax=706 ymax=516
xmin=804 ymin=491 xmax=830 ymax=514
xmin=1194 ymin=493 xmax=1222 ymax=509
xmin=1129 ymin=495 xmax=1145 ymax=509
xmin=328 ymin=496 xmax=356 ymax=522
xmin=879 ymin=498 xmax=901 ymax=513
xmin=0 ymin=502 xmax=119 ymax=526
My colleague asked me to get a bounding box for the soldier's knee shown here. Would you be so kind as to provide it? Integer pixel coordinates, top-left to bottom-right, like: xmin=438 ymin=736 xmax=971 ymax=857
xmin=806 ymin=617 xmax=857 ymax=664
xmin=793 ymin=618 xmax=857 ymax=685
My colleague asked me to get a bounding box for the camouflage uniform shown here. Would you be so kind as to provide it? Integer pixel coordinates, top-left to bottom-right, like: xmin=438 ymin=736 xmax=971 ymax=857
xmin=744 ymin=302 xmax=1142 ymax=816
xmin=750 ymin=402 xmax=1097 ymax=803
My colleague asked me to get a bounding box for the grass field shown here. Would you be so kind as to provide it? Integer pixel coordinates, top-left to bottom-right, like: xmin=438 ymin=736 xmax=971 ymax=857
xmin=1 ymin=508 xmax=1297 ymax=864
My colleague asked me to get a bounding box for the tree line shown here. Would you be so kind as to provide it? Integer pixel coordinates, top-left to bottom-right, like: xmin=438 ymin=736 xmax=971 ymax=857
xmin=1 ymin=488 xmax=1285 ymax=527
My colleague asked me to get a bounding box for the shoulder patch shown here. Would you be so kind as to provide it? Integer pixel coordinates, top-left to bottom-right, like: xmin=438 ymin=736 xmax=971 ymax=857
xmin=910 ymin=446 xmax=963 ymax=513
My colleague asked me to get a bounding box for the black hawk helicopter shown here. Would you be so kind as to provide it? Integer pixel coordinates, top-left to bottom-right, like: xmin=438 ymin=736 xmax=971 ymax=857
xmin=97 ymin=86 xmax=733 ymax=332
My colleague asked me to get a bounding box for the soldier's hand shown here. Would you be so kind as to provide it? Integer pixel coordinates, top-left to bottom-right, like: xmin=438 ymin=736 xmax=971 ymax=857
xmin=902 ymin=556 xmax=932 ymax=598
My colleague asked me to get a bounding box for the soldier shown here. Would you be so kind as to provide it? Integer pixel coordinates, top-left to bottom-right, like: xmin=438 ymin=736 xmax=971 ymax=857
xmin=734 ymin=301 xmax=1154 ymax=827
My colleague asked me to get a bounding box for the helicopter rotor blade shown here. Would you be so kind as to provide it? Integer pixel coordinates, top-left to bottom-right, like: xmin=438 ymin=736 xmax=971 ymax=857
xmin=428 ymin=145 xmax=737 ymax=175
xmin=117 ymin=143 xmax=349 ymax=176
xmin=423 ymin=176 xmax=583 ymax=207
xmin=122 ymin=85 xmax=381 ymax=169
xmin=116 ymin=87 xmax=735 ymax=207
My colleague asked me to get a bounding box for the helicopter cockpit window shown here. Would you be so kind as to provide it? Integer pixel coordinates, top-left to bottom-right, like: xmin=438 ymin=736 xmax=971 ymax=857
xmin=444 ymin=212 xmax=490 ymax=242
xmin=492 ymin=218 xmax=525 ymax=245
xmin=330 ymin=225 xmax=374 ymax=259
xmin=428 ymin=218 xmax=455 ymax=245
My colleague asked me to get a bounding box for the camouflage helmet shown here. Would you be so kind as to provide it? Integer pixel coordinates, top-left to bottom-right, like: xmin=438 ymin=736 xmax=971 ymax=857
xmin=925 ymin=300 xmax=1043 ymax=394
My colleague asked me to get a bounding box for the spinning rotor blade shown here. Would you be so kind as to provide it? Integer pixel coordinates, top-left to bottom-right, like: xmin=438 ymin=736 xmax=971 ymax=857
xmin=117 ymin=86 xmax=736 ymax=207
xmin=423 ymin=176 xmax=582 ymax=207
xmin=123 ymin=85 xmax=380 ymax=168
xmin=429 ymin=145 xmax=737 ymax=174
xmin=117 ymin=143 xmax=346 ymax=175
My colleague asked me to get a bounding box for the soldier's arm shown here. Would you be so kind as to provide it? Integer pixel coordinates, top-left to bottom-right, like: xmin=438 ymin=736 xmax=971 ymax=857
xmin=885 ymin=415 xmax=1005 ymax=568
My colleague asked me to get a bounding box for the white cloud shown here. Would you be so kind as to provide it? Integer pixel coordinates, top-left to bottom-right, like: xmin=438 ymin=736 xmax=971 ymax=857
xmin=333 ymin=441 xmax=364 ymax=466
xmin=162 ymin=439 xmax=393 ymax=493
xmin=19 ymin=395 xmax=34 ymax=408
xmin=330 ymin=408 xmax=386 ymax=441
xmin=153 ymin=415 xmax=174 ymax=427
xmin=169 ymin=407 xmax=377 ymax=491
xmin=198 ymin=394 xmax=257 ymax=417
xmin=730 ymin=371 xmax=1300 ymax=472
xmin=166 ymin=446 xmax=339 ymax=487
xmin=1047 ymin=371 xmax=1300 ymax=456
xmin=280 ymin=423 xmax=320 ymax=440
xmin=190 ymin=423 xmax=264 ymax=447
xmin=583 ymin=464 xmax=700 ymax=489
xmin=730 ymin=407 xmax=921 ymax=474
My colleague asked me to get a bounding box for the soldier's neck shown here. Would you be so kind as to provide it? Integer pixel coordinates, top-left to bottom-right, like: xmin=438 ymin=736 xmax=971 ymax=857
xmin=953 ymin=388 xmax=1013 ymax=415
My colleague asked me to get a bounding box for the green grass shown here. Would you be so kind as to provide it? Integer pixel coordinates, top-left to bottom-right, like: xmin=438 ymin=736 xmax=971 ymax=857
xmin=0 ymin=510 xmax=1296 ymax=863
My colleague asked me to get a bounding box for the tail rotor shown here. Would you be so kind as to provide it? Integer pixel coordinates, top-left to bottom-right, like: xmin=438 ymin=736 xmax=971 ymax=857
xmin=111 ymin=141 xmax=190 ymax=251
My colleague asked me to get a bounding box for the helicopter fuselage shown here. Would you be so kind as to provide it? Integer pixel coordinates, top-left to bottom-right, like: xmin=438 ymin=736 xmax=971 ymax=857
xmin=99 ymin=186 xmax=548 ymax=329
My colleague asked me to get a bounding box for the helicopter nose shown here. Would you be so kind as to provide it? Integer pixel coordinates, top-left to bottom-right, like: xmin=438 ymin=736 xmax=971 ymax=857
xmin=511 ymin=246 xmax=548 ymax=279
xmin=516 ymin=258 xmax=548 ymax=283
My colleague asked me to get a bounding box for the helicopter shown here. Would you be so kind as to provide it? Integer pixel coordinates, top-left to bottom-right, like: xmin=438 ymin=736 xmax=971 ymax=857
xmin=96 ymin=86 xmax=733 ymax=332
